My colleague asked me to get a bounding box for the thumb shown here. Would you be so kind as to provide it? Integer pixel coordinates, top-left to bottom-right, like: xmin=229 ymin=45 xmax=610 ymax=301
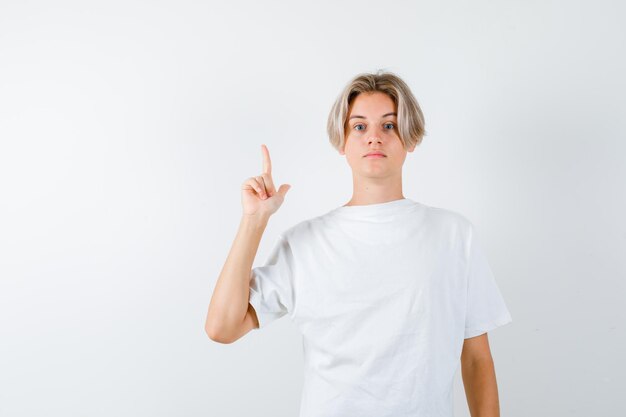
xmin=276 ymin=184 xmax=291 ymax=198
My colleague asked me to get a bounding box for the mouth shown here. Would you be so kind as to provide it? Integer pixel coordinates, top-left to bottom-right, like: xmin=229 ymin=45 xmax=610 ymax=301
xmin=364 ymin=153 xmax=386 ymax=158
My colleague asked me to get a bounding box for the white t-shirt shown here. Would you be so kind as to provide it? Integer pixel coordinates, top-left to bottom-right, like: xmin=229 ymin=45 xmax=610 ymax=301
xmin=248 ymin=198 xmax=512 ymax=417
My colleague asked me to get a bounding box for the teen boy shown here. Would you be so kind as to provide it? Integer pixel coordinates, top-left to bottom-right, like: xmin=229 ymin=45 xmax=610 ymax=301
xmin=205 ymin=71 xmax=513 ymax=417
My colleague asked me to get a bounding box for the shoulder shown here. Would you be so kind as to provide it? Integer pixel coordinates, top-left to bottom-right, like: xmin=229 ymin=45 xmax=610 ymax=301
xmin=422 ymin=202 xmax=472 ymax=228
xmin=419 ymin=202 xmax=475 ymax=244
xmin=278 ymin=214 xmax=327 ymax=243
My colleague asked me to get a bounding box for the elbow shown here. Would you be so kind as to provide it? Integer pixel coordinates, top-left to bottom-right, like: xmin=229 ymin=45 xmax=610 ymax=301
xmin=205 ymin=321 xmax=235 ymax=344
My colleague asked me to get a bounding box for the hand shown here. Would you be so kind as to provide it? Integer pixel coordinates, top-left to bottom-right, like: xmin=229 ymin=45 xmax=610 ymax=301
xmin=241 ymin=144 xmax=291 ymax=217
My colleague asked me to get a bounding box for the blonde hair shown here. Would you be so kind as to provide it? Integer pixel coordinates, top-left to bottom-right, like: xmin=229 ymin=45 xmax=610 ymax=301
xmin=327 ymin=70 xmax=427 ymax=152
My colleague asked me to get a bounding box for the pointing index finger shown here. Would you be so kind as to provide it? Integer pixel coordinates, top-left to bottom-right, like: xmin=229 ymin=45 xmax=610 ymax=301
xmin=261 ymin=144 xmax=272 ymax=175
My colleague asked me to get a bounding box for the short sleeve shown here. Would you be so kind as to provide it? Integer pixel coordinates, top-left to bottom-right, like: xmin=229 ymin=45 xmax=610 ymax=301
xmin=248 ymin=234 xmax=295 ymax=329
xmin=464 ymin=223 xmax=513 ymax=339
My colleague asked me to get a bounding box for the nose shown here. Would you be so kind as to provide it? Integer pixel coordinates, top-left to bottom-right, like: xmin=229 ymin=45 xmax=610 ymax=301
xmin=368 ymin=126 xmax=384 ymax=144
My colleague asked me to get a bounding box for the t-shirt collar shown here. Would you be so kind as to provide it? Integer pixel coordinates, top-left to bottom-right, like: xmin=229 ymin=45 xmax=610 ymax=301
xmin=328 ymin=197 xmax=419 ymax=221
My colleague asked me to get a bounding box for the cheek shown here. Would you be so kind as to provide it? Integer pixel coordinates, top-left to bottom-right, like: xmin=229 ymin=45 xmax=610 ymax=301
xmin=343 ymin=137 xmax=356 ymax=153
xmin=343 ymin=145 xmax=360 ymax=164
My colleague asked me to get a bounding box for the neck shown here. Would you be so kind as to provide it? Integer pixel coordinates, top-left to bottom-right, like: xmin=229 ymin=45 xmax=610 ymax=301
xmin=344 ymin=174 xmax=404 ymax=206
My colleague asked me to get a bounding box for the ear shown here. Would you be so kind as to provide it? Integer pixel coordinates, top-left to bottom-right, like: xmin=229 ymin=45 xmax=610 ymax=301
xmin=407 ymin=142 xmax=417 ymax=153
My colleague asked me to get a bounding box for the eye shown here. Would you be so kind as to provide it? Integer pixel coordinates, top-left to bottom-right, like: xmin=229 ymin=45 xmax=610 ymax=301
xmin=354 ymin=124 xmax=365 ymax=131
xmin=384 ymin=122 xmax=395 ymax=130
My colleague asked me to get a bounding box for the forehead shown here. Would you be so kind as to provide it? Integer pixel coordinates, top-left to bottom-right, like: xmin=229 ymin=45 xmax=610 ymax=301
xmin=348 ymin=91 xmax=396 ymax=115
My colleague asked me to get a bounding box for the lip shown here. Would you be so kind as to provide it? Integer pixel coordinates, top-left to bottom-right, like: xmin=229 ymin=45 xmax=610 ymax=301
xmin=364 ymin=152 xmax=386 ymax=158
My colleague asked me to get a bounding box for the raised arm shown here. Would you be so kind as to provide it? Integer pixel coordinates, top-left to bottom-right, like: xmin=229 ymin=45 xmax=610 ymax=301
xmin=204 ymin=144 xmax=290 ymax=344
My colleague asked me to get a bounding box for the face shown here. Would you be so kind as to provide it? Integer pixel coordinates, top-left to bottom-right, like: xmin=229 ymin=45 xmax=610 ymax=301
xmin=340 ymin=91 xmax=416 ymax=179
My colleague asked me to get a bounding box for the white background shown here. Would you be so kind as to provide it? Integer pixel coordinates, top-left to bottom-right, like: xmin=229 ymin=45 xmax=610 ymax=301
xmin=1 ymin=0 xmax=624 ymax=416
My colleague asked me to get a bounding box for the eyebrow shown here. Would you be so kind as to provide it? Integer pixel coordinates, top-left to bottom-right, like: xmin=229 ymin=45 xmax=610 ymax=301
xmin=348 ymin=112 xmax=397 ymax=120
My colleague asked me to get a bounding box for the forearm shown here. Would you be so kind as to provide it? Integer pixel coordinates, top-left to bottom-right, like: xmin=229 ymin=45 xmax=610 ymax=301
xmin=205 ymin=213 xmax=269 ymax=336
xmin=461 ymin=357 xmax=500 ymax=417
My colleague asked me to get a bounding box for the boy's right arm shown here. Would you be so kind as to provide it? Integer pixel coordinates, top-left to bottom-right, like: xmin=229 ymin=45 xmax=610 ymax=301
xmin=204 ymin=144 xmax=290 ymax=344
xmin=204 ymin=212 xmax=269 ymax=343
